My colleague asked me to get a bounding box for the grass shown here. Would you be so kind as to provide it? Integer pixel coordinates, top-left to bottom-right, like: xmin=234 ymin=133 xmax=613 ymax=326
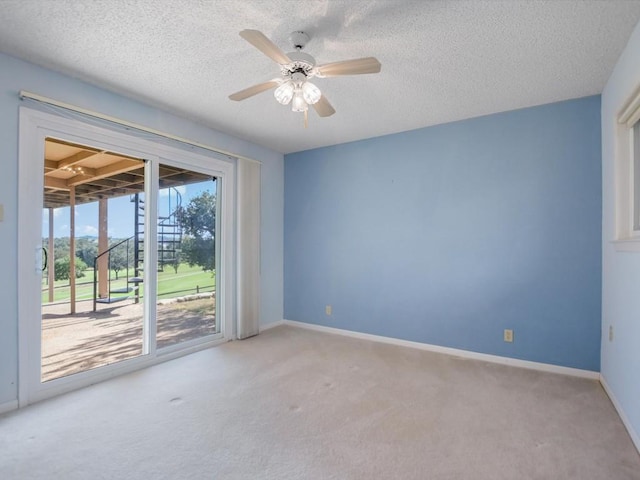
xmin=169 ymin=297 xmax=216 ymax=317
xmin=42 ymin=263 xmax=215 ymax=304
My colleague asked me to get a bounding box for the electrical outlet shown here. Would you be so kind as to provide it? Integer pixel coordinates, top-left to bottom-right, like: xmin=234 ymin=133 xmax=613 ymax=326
xmin=609 ymin=325 xmax=614 ymax=342
xmin=504 ymin=329 xmax=513 ymax=343
xmin=325 ymin=305 xmax=332 ymax=316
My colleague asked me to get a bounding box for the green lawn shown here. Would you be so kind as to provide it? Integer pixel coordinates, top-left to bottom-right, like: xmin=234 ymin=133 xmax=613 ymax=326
xmin=42 ymin=263 xmax=215 ymax=304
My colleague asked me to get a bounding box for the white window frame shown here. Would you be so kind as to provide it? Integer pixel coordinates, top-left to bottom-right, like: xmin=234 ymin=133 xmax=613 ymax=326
xmin=18 ymin=107 xmax=236 ymax=406
xmin=613 ymin=86 xmax=640 ymax=251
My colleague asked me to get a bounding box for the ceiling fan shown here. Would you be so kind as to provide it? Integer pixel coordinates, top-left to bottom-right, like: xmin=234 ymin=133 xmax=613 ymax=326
xmin=229 ymin=29 xmax=381 ymax=120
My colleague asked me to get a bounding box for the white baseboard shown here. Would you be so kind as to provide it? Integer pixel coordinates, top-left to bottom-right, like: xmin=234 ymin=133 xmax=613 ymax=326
xmin=600 ymin=375 xmax=640 ymax=454
xmin=260 ymin=320 xmax=284 ymax=332
xmin=0 ymin=399 xmax=18 ymax=415
xmin=283 ymin=320 xmax=600 ymax=380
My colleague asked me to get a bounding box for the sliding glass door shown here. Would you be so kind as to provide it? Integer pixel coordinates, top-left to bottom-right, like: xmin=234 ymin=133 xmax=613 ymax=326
xmin=19 ymin=107 xmax=235 ymax=406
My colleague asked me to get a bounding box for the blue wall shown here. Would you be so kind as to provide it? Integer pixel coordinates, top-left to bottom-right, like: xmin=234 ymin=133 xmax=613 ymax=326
xmin=285 ymin=96 xmax=601 ymax=371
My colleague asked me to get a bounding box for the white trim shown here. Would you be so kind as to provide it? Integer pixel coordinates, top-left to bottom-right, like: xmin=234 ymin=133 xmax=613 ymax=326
xmin=614 ymin=83 xmax=640 ymax=244
xmin=18 ymin=90 xmax=262 ymax=164
xmin=260 ymin=320 xmax=284 ymax=332
xmin=619 ymin=84 xmax=640 ymax=128
xmin=143 ymin=159 xmax=159 ymax=356
xmin=283 ymin=320 xmax=600 ymax=379
xmin=27 ymin=337 xmax=228 ymax=406
xmin=0 ymin=400 xmax=18 ymax=415
xmin=17 ymin=109 xmax=46 ymax=407
xmin=600 ymin=375 xmax=640 ymax=454
xmin=611 ymin=238 xmax=640 ymax=252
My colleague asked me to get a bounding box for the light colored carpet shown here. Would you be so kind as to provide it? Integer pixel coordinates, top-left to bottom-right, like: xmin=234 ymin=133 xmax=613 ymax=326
xmin=1 ymin=325 xmax=639 ymax=479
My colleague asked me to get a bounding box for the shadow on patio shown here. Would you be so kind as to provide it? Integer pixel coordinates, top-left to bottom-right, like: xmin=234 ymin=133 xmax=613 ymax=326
xmin=41 ymin=296 xmax=216 ymax=382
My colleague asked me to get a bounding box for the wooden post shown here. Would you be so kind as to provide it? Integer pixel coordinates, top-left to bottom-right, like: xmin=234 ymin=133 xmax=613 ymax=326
xmin=98 ymin=198 xmax=108 ymax=298
xmin=69 ymin=186 xmax=76 ymax=314
xmin=48 ymin=208 xmax=55 ymax=303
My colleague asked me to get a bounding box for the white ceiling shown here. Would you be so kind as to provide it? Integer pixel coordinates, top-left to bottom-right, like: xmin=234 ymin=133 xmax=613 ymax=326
xmin=1 ymin=1 xmax=639 ymax=154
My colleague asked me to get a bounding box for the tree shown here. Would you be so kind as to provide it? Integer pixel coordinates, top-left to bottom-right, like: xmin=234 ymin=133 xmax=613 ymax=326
xmin=76 ymin=237 xmax=98 ymax=266
xmin=176 ymin=191 xmax=216 ymax=272
xmin=54 ymin=256 xmax=87 ymax=281
xmin=180 ymin=236 xmax=214 ymax=271
xmin=52 ymin=237 xmax=70 ymax=261
xmin=46 ymin=236 xmax=97 ymax=269
xmin=109 ymin=243 xmax=129 ymax=280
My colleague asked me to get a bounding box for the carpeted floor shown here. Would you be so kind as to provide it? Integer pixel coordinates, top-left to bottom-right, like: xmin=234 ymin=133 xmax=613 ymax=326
xmin=1 ymin=325 xmax=639 ymax=479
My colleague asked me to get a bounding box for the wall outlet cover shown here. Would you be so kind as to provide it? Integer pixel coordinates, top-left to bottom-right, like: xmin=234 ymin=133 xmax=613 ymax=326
xmin=504 ymin=329 xmax=514 ymax=343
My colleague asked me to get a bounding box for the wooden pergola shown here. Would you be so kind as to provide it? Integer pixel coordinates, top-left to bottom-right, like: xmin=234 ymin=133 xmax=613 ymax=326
xmin=43 ymin=137 xmax=211 ymax=313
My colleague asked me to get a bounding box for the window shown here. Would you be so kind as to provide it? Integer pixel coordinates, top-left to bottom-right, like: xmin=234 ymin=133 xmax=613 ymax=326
xmin=614 ymin=86 xmax=640 ymax=250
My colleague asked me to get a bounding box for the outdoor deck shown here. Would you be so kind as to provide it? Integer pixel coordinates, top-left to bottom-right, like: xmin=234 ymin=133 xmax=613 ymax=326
xmin=41 ymin=295 xmax=216 ymax=382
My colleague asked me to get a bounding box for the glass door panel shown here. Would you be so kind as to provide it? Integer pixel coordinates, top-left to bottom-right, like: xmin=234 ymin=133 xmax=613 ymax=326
xmin=156 ymin=164 xmax=219 ymax=348
xmin=41 ymin=137 xmax=146 ymax=382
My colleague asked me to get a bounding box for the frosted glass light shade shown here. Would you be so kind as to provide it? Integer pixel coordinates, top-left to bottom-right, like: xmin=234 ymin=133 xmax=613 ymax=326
xmin=274 ymin=81 xmax=294 ymax=105
xmin=291 ymin=91 xmax=308 ymax=112
xmin=302 ymin=82 xmax=321 ymax=104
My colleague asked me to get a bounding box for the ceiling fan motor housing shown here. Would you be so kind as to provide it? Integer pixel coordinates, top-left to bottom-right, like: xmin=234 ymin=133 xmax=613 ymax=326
xmin=282 ymin=51 xmax=316 ymax=79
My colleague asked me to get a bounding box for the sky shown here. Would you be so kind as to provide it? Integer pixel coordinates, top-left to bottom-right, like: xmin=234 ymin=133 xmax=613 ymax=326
xmin=42 ymin=179 xmax=215 ymax=240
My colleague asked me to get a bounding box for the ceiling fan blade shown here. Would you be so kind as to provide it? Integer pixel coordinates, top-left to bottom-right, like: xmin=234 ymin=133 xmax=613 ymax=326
xmin=315 ymin=57 xmax=381 ymax=77
xmin=312 ymin=95 xmax=336 ymax=117
xmin=229 ymin=80 xmax=280 ymax=101
xmin=239 ymin=29 xmax=291 ymax=65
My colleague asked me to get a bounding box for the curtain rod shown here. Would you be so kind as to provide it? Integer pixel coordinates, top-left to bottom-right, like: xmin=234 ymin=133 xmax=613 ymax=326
xmin=19 ymin=90 xmax=260 ymax=164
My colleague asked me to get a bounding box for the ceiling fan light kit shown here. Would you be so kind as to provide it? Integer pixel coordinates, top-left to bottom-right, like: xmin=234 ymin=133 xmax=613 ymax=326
xmin=229 ymin=29 xmax=381 ymax=121
xmin=291 ymin=91 xmax=308 ymax=113
xmin=274 ymin=81 xmax=294 ymax=105
xmin=301 ymin=82 xmax=321 ymax=104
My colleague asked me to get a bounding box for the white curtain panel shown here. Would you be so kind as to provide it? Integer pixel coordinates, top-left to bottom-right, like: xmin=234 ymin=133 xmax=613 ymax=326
xmin=236 ymin=158 xmax=261 ymax=339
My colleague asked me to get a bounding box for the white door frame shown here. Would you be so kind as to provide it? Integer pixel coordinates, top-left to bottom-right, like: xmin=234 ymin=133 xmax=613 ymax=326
xmin=18 ymin=107 xmax=235 ymax=406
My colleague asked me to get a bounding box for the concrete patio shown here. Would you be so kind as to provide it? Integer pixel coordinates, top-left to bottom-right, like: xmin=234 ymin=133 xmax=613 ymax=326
xmin=41 ymin=295 xmax=216 ymax=382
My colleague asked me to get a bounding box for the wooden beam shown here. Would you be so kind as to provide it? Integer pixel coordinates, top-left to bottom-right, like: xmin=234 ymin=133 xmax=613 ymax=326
xmin=56 ymin=150 xmax=99 ymax=171
xmin=86 ymin=178 xmax=128 ymax=188
xmin=108 ymin=172 xmax=143 ymax=184
xmin=46 ymin=137 xmax=141 ymax=161
xmin=96 ymin=160 xmax=142 ymax=178
xmin=44 ymin=176 xmax=69 ymax=191
xmin=63 ymin=160 xmax=144 ymax=188
xmin=44 ymin=159 xmax=58 ymax=171
xmin=46 ymin=137 xmax=100 ymax=150
xmin=81 ymin=161 xmax=142 ymax=185
xmin=83 ymin=187 xmax=137 ymax=198
xmin=61 ymin=160 xmax=143 ymax=188
xmin=98 ymin=199 xmax=108 ymax=299
xmin=65 ymin=167 xmax=99 ymax=186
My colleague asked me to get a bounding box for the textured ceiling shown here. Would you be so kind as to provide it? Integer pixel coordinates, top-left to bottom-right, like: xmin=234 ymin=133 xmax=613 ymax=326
xmin=1 ymin=0 xmax=639 ymax=154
